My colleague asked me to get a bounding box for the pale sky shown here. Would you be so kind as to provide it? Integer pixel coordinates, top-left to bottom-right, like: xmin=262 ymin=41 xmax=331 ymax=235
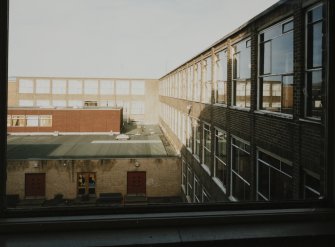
xmin=9 ymin=0 xmax=279 ymax=79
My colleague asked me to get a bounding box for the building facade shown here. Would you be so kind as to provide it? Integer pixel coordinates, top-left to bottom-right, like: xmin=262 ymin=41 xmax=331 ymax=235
xmin=158 ymin=0 xmax=329 ymax=203
xmin=8 ymin=77 xmax=159 ymax=125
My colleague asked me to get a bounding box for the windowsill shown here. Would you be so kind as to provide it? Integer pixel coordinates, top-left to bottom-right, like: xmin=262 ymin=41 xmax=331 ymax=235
xmin=181 ymin=185 xmax=186 ymax=194
xmin=214 ymin=103 xmax=228 ymax=107
xmin=193 ymin=155 xmax=200 ymax=163
xmin=212 ymin=177 xmax=227 ymax=194
xmin=2 ymin=207 xmax=335 ymax=247
xmin=229 ymin=195 xmax=238 ymax=202
xmin=229 ymin=106 xmax=251 ymax=112
xmin=186 ymin=195 xmax=192 ymax=203
xmin=254 ymin=110 xmax=293 ymax=119
xmin=201 ymin=164 xmax=211 ymax=176
xmin=299 ymin=118 xmax=323 ymax=125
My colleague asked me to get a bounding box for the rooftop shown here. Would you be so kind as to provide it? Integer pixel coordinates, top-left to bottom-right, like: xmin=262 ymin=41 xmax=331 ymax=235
xmin=7 ymin=124 xmax=178 ymax=160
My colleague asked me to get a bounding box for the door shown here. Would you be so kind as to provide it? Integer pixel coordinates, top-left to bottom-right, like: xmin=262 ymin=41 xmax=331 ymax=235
xmin=25 ymin=173 xmax=45 ymax=197
xmin=127 ymin=171 xmax=146 ymax=195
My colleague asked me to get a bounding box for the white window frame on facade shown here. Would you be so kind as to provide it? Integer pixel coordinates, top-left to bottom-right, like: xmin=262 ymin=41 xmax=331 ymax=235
xmin=194 ymin=62 xmax=202 ymax=102
xmin=193 ymin=119 xmax=201 ymax=161
xmin=256 ymin=148 xmax=293 ymax=201
xmin=131 ymin=80 xmax=145 ymax=95
xmin=213 ymin=128 xmax=227 ymax=193
xmin=26 ymin=115 xmax=39 ymax=127
xmin=193 ymin=175 xmax=201 ymax=203
xmin=7 ymin=115 xmax=11 ymax=127
xmin=201 ymin=122 xmax=211 ymax=175
xmin=52 ymin=79 xmax=67 ymax=95
xmin=202 ymin=56 xmax=212 ymax=104
xmin=258 ymin=18 xmax=294 ymax=115
xmin=215 ymin=49 xmax=228 ymax=105
xmin=68 ymin=79 xmax=82 ymax=94
xmin=52 ymin=100 xmax=67 ymax=107
xmin=68 ymin=100 xmax=83 ymax=108
xmin=230 ymin=136 xmax=251 ymax=201
xmin=11 ymin=115 xmax=25 ymax=127
xmin=186 ymin=165 xmax=193 ymax=203
xmin=99 ymin=80 xmax=114 ymax=95
xmin=303 ymin=169 xmax=321 ymax=199
xmin=202 ymin=188 xmax=210 ymax=203
xmin=232 ymin=38 xmax=251 ymax=108
xmin=19 ymin=100 xmax=34 ymax=107
xmin=84 ymin=79 xmax=99 ymax=95
xmin=35 ymin=79 xmax=51 ymax=94
xmin=36 ymin=100 xmax=50 ymax=107
xmin=18 ymin=79 xmax=34 ymax=94
xmin=115 ymin=80 xmax=130 ymax=95
xmin=39 ymin=115 xmax=52 ymax=127
xmin=187 ymin=65 xmax=194 ymax=100
xmin=181 ymin=159 xmax=187 ymax=193
xmin=130 ymin=101 xmax=145 ymax=115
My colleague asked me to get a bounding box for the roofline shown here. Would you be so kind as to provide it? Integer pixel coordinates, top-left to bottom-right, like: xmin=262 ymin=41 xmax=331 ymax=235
xmin=11 ymin=76 xmax=158 ymax=81
xmin=159 ymin=0 xmax=287 ymax=79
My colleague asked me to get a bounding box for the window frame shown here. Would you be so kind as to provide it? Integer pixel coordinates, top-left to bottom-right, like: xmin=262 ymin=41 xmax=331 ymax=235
xmin=1 ymin=0 xmax=335 ymax=244
xmin=258 ymin=17 xmax=294 ymax=115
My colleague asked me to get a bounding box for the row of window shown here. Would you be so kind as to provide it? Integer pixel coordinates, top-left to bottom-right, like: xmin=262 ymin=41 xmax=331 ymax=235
xmin=7 ymin=115 xmax=52 ymax=127
xmin=161 ymin=102 xmax=320 ymax=201
xmin=159 ymin=5 xmax=324 ymax=119
xmin=181 ymin=162 xmax=210 ymax=203
xmin=17 ymin=100 xmax=145 ymax=114
xmin=18 ymin=79 xmax=146 ymax=95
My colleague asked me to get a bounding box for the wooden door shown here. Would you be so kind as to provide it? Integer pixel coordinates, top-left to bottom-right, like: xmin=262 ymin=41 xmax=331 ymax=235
xmin=127 ymin=171 xmax=146 ymax=195
xmin=25 ymin=173 xmax=45 ymax=197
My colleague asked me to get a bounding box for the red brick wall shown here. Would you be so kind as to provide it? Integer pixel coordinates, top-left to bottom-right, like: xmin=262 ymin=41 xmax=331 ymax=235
xmin=8 ymin=108 xmax=122 ymax=133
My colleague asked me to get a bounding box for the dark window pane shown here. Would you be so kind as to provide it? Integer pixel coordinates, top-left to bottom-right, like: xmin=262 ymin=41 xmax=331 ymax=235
xmin=306 ymin=70 xmax=323 ymax=118
xmin=270 ymin=169 xmax=293 ymax=201
xmin=258 ymin=163 xmax=270 ymax=200
xmin=307 ymin=21 xmax=323 ymax=69
xmin=239 ymin=150 xmax=251 ymax=182
xmin=308 ymin=5 xmax=323 ymax=23
xmin=232 ymin=173 xmax=251 ymax=201
xmin=305 ymin=173 xmax=320 ymax=193
xmin=263 ymin=24 xmax=282 ymax=41
xmin=259 ymin=151 xmax=280 ymax=170
xmin=215 ymin=159 xmax=227 ymax=187
xmin=281 ymin=162 xmax=293 ymax=176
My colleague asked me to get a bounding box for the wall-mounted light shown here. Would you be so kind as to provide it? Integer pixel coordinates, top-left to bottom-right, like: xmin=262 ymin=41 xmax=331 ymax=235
xmin=135 ymin=161 xmax=140 ymax=167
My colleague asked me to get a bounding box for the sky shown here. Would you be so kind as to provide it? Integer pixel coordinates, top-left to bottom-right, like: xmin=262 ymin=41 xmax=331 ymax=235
xmin=9 ymin=0 xmax=279 ymax=79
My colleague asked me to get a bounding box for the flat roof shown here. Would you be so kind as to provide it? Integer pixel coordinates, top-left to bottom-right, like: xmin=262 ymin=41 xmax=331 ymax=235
xmin=7 ymin=125 xmax=178 ymax=160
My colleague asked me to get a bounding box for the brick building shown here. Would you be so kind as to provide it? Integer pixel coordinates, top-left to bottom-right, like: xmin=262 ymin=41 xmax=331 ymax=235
xmin=6 ymin=0 xmax=330 ymax=205
xmin=158 ymin=0 xmax=329 ymax=202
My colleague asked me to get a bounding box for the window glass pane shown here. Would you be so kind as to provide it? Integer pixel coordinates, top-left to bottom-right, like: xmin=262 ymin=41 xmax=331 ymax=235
xmin=52 ymin=79 xmax=66 ymax=94
xmin=35 ymin=79 xmax=50 ymax=94
xmin=11 ymin=115 xmax=25 ymax=127
xmin=52 ymin=100 xmax=66 ymax=107
xmin=19 ymin=100 xmax=34 ymax=107
xmin=306 ymin=70 xmax=322 ymax=118
xmin=258 ymin=162 xmax=270 ymax=200
xmin=270 ymin=169 xmax=293 ymax=201
xmin=68 ymin=80 xmax=82 ymax=94
xmin=115 ymin=80 xmax=129 ymax=95
xmin=271 ymin=31 xmax=293 ymax=74
xmin=100 ymin=80 xmax=114 ymax=95
xmin=84 ymin=80 xmax=98 ymax=95
xmin=68 ymin=100 xmax=83 ymax=107
xmin=216 ymin=50 xmax=227 ymax=104
xmin=19 ymin=79 xmax=33 ymax=93
xmin=131 ymin=101 xmax=145 ymax=114
xmin=260 ymin=41 xmax=271 ymax=75
xmin=36 ymin=100 xmax=50 ymax=107
xmin=26 ymin=115 xmax=39 ymax=127
xmin=39 ymin=115 xmax=52 ymax=127
xmin=282 ymin=20 xmax=293 ymax=33
xmin=307 ymin=22 xmax=323 ymax=69
xmin=131 ymin=80 xmax=145 ymax=95
xmin=307 ymin=5 xmax=322 ymax=23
